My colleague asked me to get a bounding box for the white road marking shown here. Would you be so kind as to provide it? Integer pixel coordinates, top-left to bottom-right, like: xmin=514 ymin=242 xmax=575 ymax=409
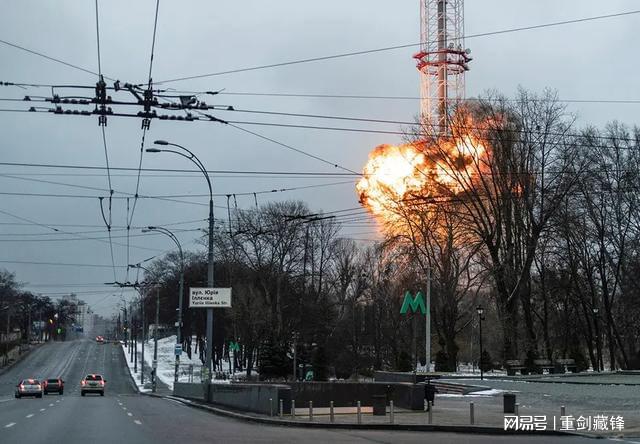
xmin=122 ymin=407 xmax=127 ymax=410
xmin=26 ymin=414 xmax=34 ymax=418
xmin=40 ymin=408 xmax=45 ymax=412
xmin=48 ymin=403 xmax=54 ymax=407
xmin=127 ymin=412 xmax=132 ymax=417
xmin=56 ymin=400 xmax=60 ymax=403
xmin=134 ymin=420 xmax=142 ymax=425
xmin=5 ymin=423 xmax=16 ymax=428
xmin=0 ymin=399 xmax=13 ymax=403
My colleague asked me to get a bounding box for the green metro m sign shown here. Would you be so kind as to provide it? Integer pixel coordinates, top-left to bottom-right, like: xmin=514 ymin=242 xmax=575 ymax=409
xmin=400 ymin=291 xmax=426 ymax=314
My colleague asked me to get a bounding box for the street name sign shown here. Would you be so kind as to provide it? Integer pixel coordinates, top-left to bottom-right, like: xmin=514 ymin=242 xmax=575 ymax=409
xmin=189 ymin=287 xmax=232 ymax=308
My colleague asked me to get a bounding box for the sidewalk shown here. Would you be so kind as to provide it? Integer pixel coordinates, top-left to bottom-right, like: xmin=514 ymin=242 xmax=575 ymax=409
xmin=161 ymin=390 xmax=634 ymax=438
xmin=121 ymin=343 xmax=172 ymax=396
xmin=162 ymin=395 xmax=583 ymax=438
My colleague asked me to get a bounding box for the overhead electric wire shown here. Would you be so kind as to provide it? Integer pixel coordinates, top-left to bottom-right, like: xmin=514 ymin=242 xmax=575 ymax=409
xmin=0 ymin=172 xmax=354 ymax=201
xmin=93 ymin=0 xmax=118 ymax=283
xmin=128 ymin=0 xmax=161 ymax=232
xmin=0 ymin=161 xmax=361 ymax=176
xmin=0 ymin=259 xmax=128 ymax=269
xmin=0 ymin=207 xmax=162 ymax=252
xmin=153 ymin=9 xmax=640 ymax=84
xmin=0 ymin=38 xmax=116 ymax=81
xmin=0 ymin=217 xmax=207 ymax=230
xmin=228 ymin=122 xmax=362 ymax=175
xmin=213 ymin=91 xmax=640 ymax=105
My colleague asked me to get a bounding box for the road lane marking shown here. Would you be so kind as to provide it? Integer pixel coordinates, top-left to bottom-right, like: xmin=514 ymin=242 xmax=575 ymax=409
xmin=56 ymin=400 xmax=60 ymax=403
xmin=48 ymin=403 xmax=54 ymax=407
xmin=26 ymin=414 xmax=34 ymax=418
xmin=122 ymin=407 xmax=127 ymax=410
xmin=134 ymin=420 xmax=142 ymax=425
xmin=5 ymin=423 xmax=16 ymax=428
xmin=127 ymin=412 xmax=132 ymax=417
xmin=40 ymin=408 xmax=45 ymax=412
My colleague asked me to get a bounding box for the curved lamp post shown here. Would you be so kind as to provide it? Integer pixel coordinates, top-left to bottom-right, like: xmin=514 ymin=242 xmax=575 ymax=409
xmin=148 ymin=140 xmax=215 ymax=382
xmin=142 ymin=226 xmax=184 ymax=383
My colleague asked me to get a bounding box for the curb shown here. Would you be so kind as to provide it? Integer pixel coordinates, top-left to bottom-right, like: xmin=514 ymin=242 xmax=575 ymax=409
xmin=118 ymin=344 xmax=142 ymax=394
xmin=151 ymin=394 xmax=594 ymax=438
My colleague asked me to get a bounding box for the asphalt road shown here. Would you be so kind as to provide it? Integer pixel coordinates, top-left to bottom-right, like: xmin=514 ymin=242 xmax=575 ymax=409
xmin=0 ymin=340 xmax=618 ymax=443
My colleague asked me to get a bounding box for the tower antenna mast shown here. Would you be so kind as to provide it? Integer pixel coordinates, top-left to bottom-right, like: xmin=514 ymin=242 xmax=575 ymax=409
xmin=413 ymin=0 xmax=471 ymax=134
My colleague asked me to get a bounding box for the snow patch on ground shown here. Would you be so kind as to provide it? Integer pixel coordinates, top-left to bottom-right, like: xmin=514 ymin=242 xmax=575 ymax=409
xmin=437 ymin=388 xmax=505 ymax=398
xmin=121 ymin=343 xmax=151 ymax=393
xmin=121 ymin=335 xmax=238 ymax=391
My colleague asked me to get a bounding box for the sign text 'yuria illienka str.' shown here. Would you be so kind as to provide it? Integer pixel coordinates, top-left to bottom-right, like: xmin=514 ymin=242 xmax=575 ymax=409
xmin=189 ymin=287 xmax=232 ymax=308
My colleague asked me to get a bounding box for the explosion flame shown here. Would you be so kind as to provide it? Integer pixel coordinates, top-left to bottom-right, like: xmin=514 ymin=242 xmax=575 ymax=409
xmin=357 ymin=131 xmax=487 ymax=224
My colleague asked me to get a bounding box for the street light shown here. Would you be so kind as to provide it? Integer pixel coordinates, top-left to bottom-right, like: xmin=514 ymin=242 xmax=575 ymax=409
xmin=149 ymin=140 xmax=215 ymax=383
xmin=130 ymin=263 xmax=161 ymax=392
xmin=592 ymin=307 xmax=601 ymax=372
xmin=142 ymin=226 xmax=184 ymax=383
xmin=476 ymin=305 xmax=485 ymax=381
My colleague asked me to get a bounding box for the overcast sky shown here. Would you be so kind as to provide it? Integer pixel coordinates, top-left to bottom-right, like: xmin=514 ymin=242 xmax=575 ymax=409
xmin=0 ymin=0 xmax=638 ymax=317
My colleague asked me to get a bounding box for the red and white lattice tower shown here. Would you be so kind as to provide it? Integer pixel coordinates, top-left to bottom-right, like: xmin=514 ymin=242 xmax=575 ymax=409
xmin=413 ymin=0 xmax=471 ymax=133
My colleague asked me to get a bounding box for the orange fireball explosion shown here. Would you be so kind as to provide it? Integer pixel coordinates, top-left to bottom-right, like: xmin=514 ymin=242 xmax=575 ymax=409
xmin=357 ymin=134 xmax=487 ymax=222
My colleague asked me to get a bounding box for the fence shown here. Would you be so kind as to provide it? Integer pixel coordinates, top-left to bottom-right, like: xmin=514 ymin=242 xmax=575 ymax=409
xmin=0 ymin=332 xmax=20 ymax=344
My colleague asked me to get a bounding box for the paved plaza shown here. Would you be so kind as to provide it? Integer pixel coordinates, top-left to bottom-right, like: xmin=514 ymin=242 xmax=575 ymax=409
xmin=239 ymin=373 xmax=640 ymax=439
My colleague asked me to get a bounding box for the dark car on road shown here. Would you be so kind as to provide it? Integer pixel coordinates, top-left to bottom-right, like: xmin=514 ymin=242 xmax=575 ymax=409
xmin=43 ymin=378 xmax=64 ymax=395
xmin=81 ymin=374 xmax=106 ymax=396
xmin=15 ymin=379 xmax=43 ymax=398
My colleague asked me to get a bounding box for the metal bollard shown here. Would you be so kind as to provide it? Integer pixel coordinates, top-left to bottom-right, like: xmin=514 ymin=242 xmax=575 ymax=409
xmin=292 ymin=400 xmax=296 ymax=418
xmin=515 ymin=403 xmax=519 ymax=416
xmin=279 ymin=399 xmax=283 ymax=418
xmin=357 ymin=401 xmax=362 ymax=424
xmin=269 ymin=398 xmax=273 ymax=417
xmin=309 ymin=401 xmax=313 ymax=421
xmin=470 ymin=401 xmax=475 ymax=425
xmin=428 ymin=402 xmax=432 ymax=424
xmin=561 ymin=405 xmax=566 ymax=417
xmin=390 ymin=400 xmax=394 ymax=424
xmin=330 ymin=401 xmax=335 ymax=423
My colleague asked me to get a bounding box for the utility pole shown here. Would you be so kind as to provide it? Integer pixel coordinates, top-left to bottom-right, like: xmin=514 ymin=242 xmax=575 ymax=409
xmin=124 ymin=305 xmax=128 ymax=349
xmin=153 ymin=286 xmax=159 ymax=393
xmin=141 ymin=295 xmax=145 ymax=385
xmin=425 ymin=268 xmax=431 ymax=372
xmin=134 ymin=313 xmax=138 ymax=374
xmin=27 ymin=306 xmax=31 ymax=344
xmin=141 ymin=226 xmax=184 ymax=384
xmin=130 ymin=303 xmax=134 ymax=363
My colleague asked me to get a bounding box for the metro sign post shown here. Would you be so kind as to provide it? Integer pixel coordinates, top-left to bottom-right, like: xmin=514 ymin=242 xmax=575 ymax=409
xmin=400 ymin=269 xmax=432 ymax=371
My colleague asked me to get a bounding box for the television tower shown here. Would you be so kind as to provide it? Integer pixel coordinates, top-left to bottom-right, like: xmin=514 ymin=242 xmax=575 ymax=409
xmin=413 ymin=0 xmax=471 ymax=133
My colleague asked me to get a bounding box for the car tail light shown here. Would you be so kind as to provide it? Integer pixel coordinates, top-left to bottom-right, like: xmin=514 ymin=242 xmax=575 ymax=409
xmin=100 ymin=380 xmax=105 ymax=386
xmin=19 ymin=384 xmax=24 ymax=390
xmin=81 ymin=380 xmax=86 ymax=386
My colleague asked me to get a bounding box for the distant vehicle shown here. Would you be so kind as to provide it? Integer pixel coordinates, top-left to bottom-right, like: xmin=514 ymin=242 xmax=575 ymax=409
xmin=96 ymin=336 xmax=104 ymax=343
xmin=15 ymin=379 xmax=43 ymax=398
xmin=43 ymin=378 xmax=64 ymax=395
xmin=81 ymin=374 xmax=106 ymax=396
